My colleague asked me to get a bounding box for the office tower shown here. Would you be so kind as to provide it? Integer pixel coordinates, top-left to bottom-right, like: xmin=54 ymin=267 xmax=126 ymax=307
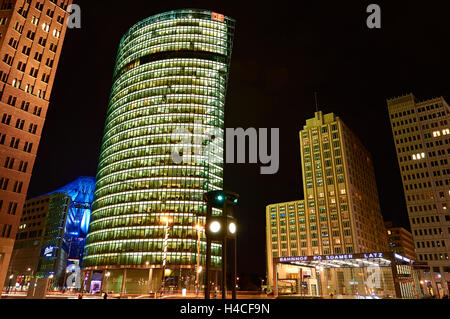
xmin=299 ymin=112 xmax=388 ymax=255
xmin=384 ymin=221 xmax=416 ymax=261
xmin=0 ymin=0 xmax=72 ymax=290
xmin=266 ymin=111 xmax=389 ymax=291
xmin=6 ymin=176 xmax=94 ymax=290
xmin=387 ymin=94 xmax=450 ymax=297
xmin=83 ymin=9 xmax=235 ymax=295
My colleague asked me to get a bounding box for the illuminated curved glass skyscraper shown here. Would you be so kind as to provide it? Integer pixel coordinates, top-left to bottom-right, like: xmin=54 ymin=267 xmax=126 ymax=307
xmin=83 ymin=9 xmax=235 ymax=294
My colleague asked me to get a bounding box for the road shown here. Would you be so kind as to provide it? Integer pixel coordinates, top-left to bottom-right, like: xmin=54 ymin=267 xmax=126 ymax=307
xmin=1 ymin=291 xmax=274 ymax=300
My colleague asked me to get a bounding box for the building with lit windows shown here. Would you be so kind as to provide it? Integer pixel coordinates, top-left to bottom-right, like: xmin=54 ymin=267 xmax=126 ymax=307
xmin=266 ymin=111 xmax=401 ymax=298
xmin=387 ymin=94 xmax=450 ymax=298
xmin=384 ymin=221 xmax=416 ymax=261
xmin=5 ymin=176 xmax=95 ymax=291
xmin=0 ymin=0 xmax=72 ymax=292
xmin=82 ymin=9 xmax=235 ymax=295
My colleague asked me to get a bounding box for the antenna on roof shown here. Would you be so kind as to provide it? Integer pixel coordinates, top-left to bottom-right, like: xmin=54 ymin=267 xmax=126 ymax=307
xmin=314 ymin=91 xmax=319 ymax=113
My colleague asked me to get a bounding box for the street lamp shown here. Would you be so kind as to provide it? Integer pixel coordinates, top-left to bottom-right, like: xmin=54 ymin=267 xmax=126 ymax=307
xmin=48 ymin=274 xmax=54 ymax=291
xmin=104 ymin=271 xmax=111 ymax=294
xmin=8 ymin=274 xmax=13 ymax=294
xmin=195 ymin=224 xmax=204 ymax=294
xmin=160 ymin=216 xmax=172 ymax=296
xmin=26 ymin=267 xmax=34 ymax=292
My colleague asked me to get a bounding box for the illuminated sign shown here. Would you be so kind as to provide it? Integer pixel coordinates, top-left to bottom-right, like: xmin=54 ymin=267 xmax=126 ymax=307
xmin=363 ymin=252 xmax=383 ymax=259
xmin=394 ymin=253 xmax=411 ymax=263
xmin=279 ymin=256 xmax=308 ymax=262
xmin=44 ymin=246 xmax=54 ymax=257
xmin=325 ymin=254 xmax=354 ymax=260
xmin=211 ymin=12 xmax=224 ymax=22
xmin=277 ymin=252 xmax=386 ymax=263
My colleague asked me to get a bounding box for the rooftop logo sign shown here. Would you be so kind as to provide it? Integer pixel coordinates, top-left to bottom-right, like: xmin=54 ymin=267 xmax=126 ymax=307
xmin=211 ymin=12 xmax=225 ymax=22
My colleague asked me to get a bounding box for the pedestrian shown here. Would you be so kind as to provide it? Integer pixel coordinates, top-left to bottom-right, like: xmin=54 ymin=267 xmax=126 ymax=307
xmin=103 ymin=292 xmax=108 ymax=299
xmin=77 ymin=294 xmax=82 ymax=299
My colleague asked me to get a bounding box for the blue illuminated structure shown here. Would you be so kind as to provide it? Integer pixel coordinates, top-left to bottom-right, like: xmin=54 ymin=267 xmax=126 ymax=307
xmin=51 ymin=177 xmax=96 ymax=263
xmin=51 ymin=176 xmax=96 ymax=237
xmin=38 ymin=177 xmax=95 ymax=280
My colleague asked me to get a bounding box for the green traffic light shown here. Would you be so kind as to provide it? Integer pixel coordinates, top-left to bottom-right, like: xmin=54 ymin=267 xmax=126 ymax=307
xmin=217 ymin=195 xmax=224 ymax=202
xmin=234 ymin=198 xmax=238 ymax=203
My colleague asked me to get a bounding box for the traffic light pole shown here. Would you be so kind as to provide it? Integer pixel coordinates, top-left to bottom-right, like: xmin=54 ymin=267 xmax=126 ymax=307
xmin=205 ymin=237 xmax=211 ymax=299
xmin=222 ymin=202 xmax=228 ymax=299
xmin=204 ymin=190 xmax=239 ymax=300
xmin=231 ymin=235 xmax=237 ymax=299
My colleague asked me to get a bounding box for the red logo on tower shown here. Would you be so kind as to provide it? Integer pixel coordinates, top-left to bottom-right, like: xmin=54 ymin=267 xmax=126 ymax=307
xmin=211 ymin=12 xmax=225 ymax=22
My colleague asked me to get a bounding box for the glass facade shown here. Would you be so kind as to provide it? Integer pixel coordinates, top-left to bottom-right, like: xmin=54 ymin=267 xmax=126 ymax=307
xmin=84 ymin=9 xmax=235 ymax=279
xmin=37 ymin=193 xmax=70 ymax=280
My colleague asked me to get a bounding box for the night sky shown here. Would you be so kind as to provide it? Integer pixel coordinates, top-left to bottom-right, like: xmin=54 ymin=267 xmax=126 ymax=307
xmin=27 ymin=0 xmax=450 ymax=279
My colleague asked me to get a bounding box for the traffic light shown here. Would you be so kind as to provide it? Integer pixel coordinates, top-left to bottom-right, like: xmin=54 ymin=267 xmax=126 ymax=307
xmin=203 ymin=190 xmax=239 ymax=300
xmin=203 ymin=190 xmax=239 ymax=209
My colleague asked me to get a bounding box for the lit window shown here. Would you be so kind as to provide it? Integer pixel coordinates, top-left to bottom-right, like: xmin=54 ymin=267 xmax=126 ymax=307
xmin=42 ymin=23 xmax=49 ymax=32
xmin=433 ymin=131 xmax=441 ymax=137
xmin=442 ymin=129 xmax=450 ymax=136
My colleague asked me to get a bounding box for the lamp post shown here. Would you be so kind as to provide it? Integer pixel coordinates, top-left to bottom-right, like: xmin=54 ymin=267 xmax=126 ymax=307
xmin=195 ymin=224 xmax=204 ymax=293
xmin=8 ymin=274 xmax=13 ymax=294
xmin=26 ymin=267 xmax=34 ymax=292
xmin=48 ymin=274 xmax=54 ymax=292
xmin=63 ymin=267 xmax=70 ymax=292
xmin=160 ymin=216 xmax=171 ymax=296
xmin=104 ymin=271 xmax=110 ymax=295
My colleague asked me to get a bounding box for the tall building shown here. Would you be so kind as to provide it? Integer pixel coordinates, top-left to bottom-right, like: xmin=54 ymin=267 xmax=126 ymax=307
xmin=0 ymin=0 xmax=72 ymax=290
xmin=6 ymin=176 xmax=95 ymax=290
xmin=266 ymin=111 xmax=389 ymax=294
xmin=384 ymin=221 xmax=416 ymax=261
xmin=83 ymin=9 xmax=235 ymax=295
xmin=7 ymin=192 xmax=69 ymax=291
xmin=387 ymin=94 xmax=450 ymax=298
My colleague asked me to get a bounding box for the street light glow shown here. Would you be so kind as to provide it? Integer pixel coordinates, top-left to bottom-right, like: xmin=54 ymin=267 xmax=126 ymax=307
xmin=210 ymin=221 xmax=221 ymax=233
xmin=229 ymin=222 xmax=236 ymax=234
